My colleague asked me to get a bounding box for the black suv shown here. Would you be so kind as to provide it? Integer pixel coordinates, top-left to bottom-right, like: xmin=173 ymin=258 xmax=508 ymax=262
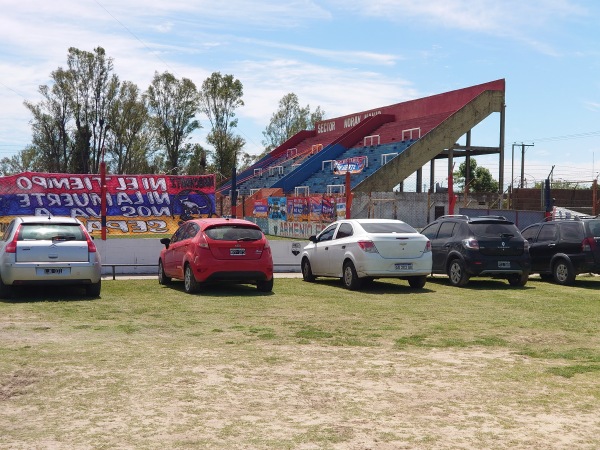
xmin=520 ymin=216 xmax=600 ymax=285
xmin=421 ymin=215 xmax=531 ymax=287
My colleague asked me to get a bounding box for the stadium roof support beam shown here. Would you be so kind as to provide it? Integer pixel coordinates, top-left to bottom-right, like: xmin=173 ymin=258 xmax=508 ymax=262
xmin=353 ymin=89 xmax=505 ymax=193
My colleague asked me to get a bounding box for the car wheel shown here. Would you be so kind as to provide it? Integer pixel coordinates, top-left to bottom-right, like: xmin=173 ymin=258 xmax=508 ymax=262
xmin=408 ymin=275 xmax=427 ymax=289
xmin=301 ymin=258 xmax=315 ymax=282
xmin=553 ymin=259 xmax=575 ymax=285
xmin=342 ymin=261 xmax=362 ymax=290
xmin=85 ymin=280 xmax=101 ymax=297
xmin=158 ymin=260 xmax=172 ymax=285
xmin=257 ymin=278 xmax=273 ymax=292
xmin=508 ymin=273 xmax=528 ymax=287
xmin=448 ymin=259 xmax=469 ymax=287
xmin=0 ymin=275 xmax=14 ymax=299
xmin=184 ymin=264 xmax=199 ymax=294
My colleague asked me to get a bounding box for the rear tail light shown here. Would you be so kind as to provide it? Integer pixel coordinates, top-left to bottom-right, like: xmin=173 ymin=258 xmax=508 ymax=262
xmin=523 ymin=240 xmax=530 ymax=251
xmin=462 ymin=238 xmax=479 ymax=250
xmin=4 ymin=225 xmax=20 ymax=253
xmin=357 ymin=240 xmax=379 ymax=253
xmin=424 ymin=240 xmax=431 ymax=253
xmin=81 ymin=227 xmax=97 ymax=253
xmin=582 ymin=237 xmax=596 ymax=252
xmin=198 ymin=232 xmax=209 ymax=249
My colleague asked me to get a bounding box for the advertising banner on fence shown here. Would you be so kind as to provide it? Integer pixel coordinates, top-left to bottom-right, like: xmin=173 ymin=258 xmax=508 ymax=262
xmin=287 ymin=197 xmax=309 ymax=222
xmin=0 ymin=172 xmax=216 ymax=235
xmin=333 ymin=156 xmax=367 ymax=175
xmin=267 ymin=197 xmax=287 ymax=220
xmin=253 ymin=198 xmax=268 ymax=218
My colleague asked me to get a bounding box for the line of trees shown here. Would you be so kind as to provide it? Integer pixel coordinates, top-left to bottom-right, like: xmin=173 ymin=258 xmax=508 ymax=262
xmin=2 ymin=47 xmax=325 ymax=185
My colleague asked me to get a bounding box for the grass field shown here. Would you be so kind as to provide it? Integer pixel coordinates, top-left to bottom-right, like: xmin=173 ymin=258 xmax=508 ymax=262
xmin=1 ymin=275 xmax=600 ymax=449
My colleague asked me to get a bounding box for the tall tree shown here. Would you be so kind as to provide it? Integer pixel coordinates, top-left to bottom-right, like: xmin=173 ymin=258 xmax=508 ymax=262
xmin=199 ymin=72 xmax=244 ymax=182
xmin=65 ymin=46 xmax=119 ymax=173
xmin=145 ymin=71 xmax=201 ymax=175
xmin=107 ymin=81 xmax=154 ymax=174
xmin=23 ymin=70 xmax=73 ymax=172
xmin=262 ymin=93 xmax=325 ymax=153
xmin=185 ymin=144 xmax=210 ymax=175
xmin=454 ymin=158 xmax=499 ymax=193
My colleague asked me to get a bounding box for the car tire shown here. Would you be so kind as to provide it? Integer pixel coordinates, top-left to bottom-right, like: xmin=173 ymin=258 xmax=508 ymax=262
xmin=0 ymin=275 xmax=13 ymax=299
xmin=301 ymin=258 xmax=315 ymax=282
xmin=448 ymin=259 xmax=469 ymax=287
xmin=257 ymin=278 xmax=273 ymax=293
xmin=408 ymin=275 xmax=427 ymax=289
xmin=85 ymin=280 xmax=101 ymax=297
xmin=342 ymin=261 xmax=362 ymax=290
xmin=158 ymin=260 xmax=172 ymax=285
xmin=184 ymin=264 xmax=199 ymax=294
xmin=553 ymin=259 xmax=575 ymax=285
xmin=508 ymin=273 xmax=528 ymax=287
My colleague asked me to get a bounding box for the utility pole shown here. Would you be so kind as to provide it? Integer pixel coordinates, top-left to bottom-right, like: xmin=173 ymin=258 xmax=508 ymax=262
xmin=519 ymin=143 xmax=534 ymax=188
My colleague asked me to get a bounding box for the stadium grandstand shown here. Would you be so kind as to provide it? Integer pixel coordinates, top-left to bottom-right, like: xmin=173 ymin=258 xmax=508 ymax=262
xmin=217 ymin=79 xmax=506 ymax=200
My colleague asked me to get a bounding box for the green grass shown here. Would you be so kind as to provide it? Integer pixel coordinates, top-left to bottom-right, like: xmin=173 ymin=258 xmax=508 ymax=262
xmin=1 ymin=275 xmax=600 ymax=448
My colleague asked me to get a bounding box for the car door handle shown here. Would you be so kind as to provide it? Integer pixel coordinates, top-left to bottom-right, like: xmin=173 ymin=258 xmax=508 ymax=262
xmin=548 ymin=243 xmax=555 ymax=247
xmin=341 ymin=245 xmax=346 ymax=249
xmin=324 ymin=247 xmax=329 ymax=250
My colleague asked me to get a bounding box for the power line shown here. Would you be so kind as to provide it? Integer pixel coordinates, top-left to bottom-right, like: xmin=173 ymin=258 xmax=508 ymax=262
xmin=523 ymin=130 xmax=600 ymax=143
xmin=93 ymin=0 xmax=175 ymax=74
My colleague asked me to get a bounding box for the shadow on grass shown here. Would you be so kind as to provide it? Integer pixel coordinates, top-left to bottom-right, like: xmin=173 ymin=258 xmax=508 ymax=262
xmin=528 ymin=275 xmax=600 ymax=291
xmin=158 ymin=280 xmax=275 ymax=297
xmin=301 ymin=277 xmax=435 ymax=294
xmin=425 ymin=275 xmax=535 ymax=291
xmin=0 ymin=285 xmax=98 ymax=303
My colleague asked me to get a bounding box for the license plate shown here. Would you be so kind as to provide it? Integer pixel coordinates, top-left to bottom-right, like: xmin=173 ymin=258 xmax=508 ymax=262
xmin=498 ymin=261 xmax=510 ymax=269
xmin=44 ymin=268 xmax=65 ymax=275
xmin=230 ymin=248 xmax=245 ymax=256
xmin=395 ymin=263 xmax=413 ymax=270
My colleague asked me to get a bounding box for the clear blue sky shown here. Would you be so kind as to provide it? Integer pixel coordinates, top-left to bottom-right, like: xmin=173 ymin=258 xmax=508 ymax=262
xmin=1 ymin=0 xmax=599 ymax=189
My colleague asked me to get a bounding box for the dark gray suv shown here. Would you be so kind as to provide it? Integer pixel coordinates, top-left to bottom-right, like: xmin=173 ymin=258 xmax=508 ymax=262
xmin=421 ymin=215 xmax=531 ymax=287
xmin=520 ymin=216 xmax=600 ymax=285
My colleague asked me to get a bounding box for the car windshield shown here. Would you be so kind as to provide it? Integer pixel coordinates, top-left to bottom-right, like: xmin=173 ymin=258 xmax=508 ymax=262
xmin=205 ymin=226 xmax=263 ymax=241
xmin=18 ymin=223 xmax=84 ymax=241
xmin=470 ymin=222 xmax=519 ymax=238
xmin=359 ymin=222 xmax=417 ymax=234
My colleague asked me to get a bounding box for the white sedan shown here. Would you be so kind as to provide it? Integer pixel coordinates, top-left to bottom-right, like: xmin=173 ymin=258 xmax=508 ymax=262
xmin=301 ymin=219 xmax=432 ymax=290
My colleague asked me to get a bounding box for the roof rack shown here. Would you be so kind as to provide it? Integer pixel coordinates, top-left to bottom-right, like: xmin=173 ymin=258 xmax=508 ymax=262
xmin=543 ymin=215 xmax=582 ymax=222
xmin=474 ymin=215 xmax=508 ymax=220
xmin=438 ymin=214 xmax=469 ymax=220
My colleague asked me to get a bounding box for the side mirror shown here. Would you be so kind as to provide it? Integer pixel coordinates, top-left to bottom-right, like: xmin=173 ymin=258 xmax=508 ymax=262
xmin=160 ymin=237 xmax=171 ymax=249
xmin=308 ymin=235 xmax=317 ymax=243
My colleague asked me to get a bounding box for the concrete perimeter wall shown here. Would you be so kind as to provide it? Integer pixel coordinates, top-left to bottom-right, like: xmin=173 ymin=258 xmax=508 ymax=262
xmin=95 ymin=239 xmax=306 ymax=275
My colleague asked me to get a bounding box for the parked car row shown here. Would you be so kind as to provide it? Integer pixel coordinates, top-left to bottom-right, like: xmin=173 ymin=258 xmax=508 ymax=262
xmin=0 ymin=214 xmax=598 ymax=299
xmin=302 ymin=214 xmax=600 ymax=290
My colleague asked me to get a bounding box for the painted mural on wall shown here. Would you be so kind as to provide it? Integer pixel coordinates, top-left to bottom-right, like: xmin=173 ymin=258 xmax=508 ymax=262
xmin=254 ymin=195 xmax=345 ymax=225
xmin=0 ymin=172 xmax=216 ymax=235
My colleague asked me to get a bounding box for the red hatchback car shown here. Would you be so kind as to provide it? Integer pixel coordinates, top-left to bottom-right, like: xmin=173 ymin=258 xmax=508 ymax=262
xmin=158 ymin=218 xmax=274 ymax=293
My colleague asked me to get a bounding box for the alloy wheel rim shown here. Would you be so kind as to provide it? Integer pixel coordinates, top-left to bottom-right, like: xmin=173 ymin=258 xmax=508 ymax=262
xmin=450 ymin=263 xmax=461 ymax=283
xmin=556 ymin=264 xmax=567 ymax=282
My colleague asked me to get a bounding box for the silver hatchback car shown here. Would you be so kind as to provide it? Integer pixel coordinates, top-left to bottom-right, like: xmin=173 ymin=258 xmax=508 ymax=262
xmin=0 ymin=216 xmax=101 ymax=298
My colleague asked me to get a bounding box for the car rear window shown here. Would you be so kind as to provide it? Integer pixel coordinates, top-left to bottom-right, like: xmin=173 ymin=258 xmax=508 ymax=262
xmin=470 ymin=223 xmax=520 ymax=237
xmin=18 ymin=223 xmax=85 ymax=241
xmin=586 ymin=220 xmax=600 ymax=238
xmin=359 ymin=222 xmax=417 ymax=234
xmin=205 ymin=226 xmax=263 ymax=241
